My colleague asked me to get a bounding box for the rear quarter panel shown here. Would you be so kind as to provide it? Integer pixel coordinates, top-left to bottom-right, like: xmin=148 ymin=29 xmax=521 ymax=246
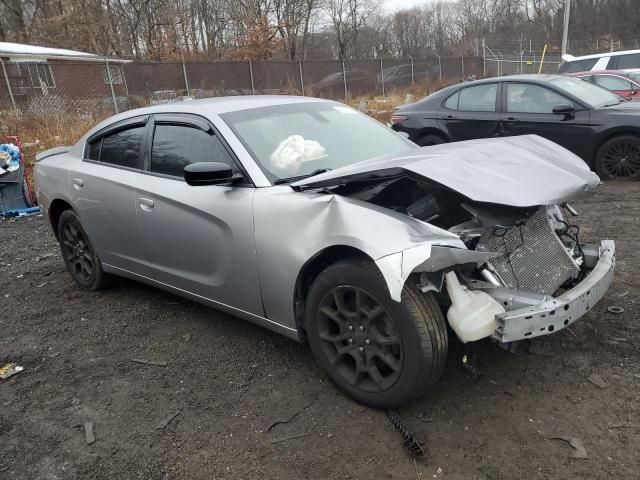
xmin=34 ymin=153 xmax=76 ymax=221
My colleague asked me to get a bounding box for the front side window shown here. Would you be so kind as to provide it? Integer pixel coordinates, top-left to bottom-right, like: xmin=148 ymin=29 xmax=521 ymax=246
xmin=506 ymin=83 xmax=572 ymax=113
xmin=545 ymin=75 xmax=622 ymax=108
xmin=594 ymin=75 xmax=634 ymax=91
xmin=221 ymin=102 xmax=414 ymax=182
xmin=457 ymin=84 xmax=498 ymax=112
xmin=150 ymin=124 xmax=235 ymax=177
xmin=97 ymin=126 xmax=145 ymax=169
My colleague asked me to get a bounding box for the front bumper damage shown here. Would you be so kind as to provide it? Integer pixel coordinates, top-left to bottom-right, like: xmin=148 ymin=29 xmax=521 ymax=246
xmin=477 ymin=240 xmax=615 ymax=343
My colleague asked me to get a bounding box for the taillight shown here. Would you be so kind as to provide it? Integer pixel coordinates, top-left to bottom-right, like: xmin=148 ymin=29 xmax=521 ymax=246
xmin=390 ymin=114 xmax=408 ymax=125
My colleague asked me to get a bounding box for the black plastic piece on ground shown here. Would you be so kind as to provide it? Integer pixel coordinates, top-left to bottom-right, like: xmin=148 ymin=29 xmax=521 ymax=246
xmin=386 ymin=410 xmax=425 ymax=457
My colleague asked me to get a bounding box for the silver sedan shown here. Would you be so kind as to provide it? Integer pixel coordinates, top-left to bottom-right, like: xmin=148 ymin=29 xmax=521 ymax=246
xmin=35 ymin=96 xmax=614 ymax=407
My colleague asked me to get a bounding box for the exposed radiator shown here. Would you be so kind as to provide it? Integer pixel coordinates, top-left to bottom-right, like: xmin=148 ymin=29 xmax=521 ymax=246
xmin=477 ymin=207 xmax=579 ymax=296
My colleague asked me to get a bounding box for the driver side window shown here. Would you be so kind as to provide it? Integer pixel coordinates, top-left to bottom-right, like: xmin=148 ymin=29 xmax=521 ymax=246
xmin=150 ymin=124 xmax=236 ymax=178
xmin=506 ymin=83 xmax=573 ymax=114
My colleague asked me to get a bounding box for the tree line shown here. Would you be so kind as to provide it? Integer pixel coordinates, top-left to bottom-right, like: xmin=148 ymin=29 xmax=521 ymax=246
xmin=0 ymin=0 xmax=639 ymax=61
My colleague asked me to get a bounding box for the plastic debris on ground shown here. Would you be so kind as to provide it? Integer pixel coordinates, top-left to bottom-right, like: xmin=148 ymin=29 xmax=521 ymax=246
xmin=551 ymin=436 xmax=589 ymax=459
xmin=0 ymin=363 xmax=24 ymax=380
xmin=586 ymin=372 xmax=608 ymax=389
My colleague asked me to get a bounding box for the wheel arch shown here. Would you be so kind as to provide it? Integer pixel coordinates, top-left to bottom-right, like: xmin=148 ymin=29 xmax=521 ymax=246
xmin=48 ymin=198 xmax=74 ymax=239
xmin=417 ymin=127 xmax=449 ymax=144
xmin=293 ymin=245 xmax=376 ymax=337
xmin=591 ymin=128 xmax=640 ymax=166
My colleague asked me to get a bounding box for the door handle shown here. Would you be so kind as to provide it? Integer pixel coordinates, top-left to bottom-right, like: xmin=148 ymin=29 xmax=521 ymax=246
xmin=503 ymin=117 xmax=519 ymax=122
xmin=445 ymin=115 xmax=457 ymax=119
xmin=72 ymin=178 xmax=84 ymax=189
xmin=138 ymin=197 xmax=154 ymax=211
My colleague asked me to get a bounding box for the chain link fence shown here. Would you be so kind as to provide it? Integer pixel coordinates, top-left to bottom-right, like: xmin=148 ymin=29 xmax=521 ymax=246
xmin=482 ymin=42 xmax=562 ymax=77
xmin=0 ymin=56 xmax=482 ymax=117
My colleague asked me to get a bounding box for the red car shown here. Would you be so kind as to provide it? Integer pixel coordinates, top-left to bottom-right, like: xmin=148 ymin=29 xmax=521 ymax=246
xmin=567 ymin=70 xmax=640 ymax=99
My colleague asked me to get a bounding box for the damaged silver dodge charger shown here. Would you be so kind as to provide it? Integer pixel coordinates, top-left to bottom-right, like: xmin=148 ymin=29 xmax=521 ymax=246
xmin=35 ymin=96 xmax=615 ymax=408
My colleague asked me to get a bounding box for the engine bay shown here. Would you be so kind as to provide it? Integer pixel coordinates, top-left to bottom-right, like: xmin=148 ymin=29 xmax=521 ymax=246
xmin=332 ymin=175 xmax=587 ymax=296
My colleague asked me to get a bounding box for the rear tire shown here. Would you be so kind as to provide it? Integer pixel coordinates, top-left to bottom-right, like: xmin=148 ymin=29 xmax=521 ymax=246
xmin=418 ymin=133 xmax=446 ymax=147
xmin=594 ymin=135 xmax=640 ymax=180
xmin=305 ymin=258 xmax=448 ymax=408
xmin=58 ymin=210 xmax=110 ymax=290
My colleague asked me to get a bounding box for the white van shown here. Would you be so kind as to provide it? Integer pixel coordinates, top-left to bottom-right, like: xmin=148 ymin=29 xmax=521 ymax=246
xmin=558 ymin=50 xmax=640 ymax=74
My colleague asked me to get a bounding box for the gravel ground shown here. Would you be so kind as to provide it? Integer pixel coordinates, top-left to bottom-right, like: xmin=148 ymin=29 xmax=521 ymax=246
xmin=1 ymin=181 xmax=639 ymax=480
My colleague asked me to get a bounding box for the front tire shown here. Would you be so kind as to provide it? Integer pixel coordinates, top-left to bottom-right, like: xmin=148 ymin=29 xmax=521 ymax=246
xmin=305 ymin=258 xmax=448 ymax=408
xmin=595 ymin=135 xmax=640 ymax=180
xmin=58 ymin=210 xmax=110 ymax=290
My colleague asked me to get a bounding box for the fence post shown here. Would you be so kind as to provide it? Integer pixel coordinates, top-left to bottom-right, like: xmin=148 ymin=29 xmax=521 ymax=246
xmin=122 ymin=64 xmax=130 ymax=110
xmin=248 ymin=60 xmax=255 ymax=95
xmin=435 ymin=53 xmax=442 ymax=81
xmin=461 ymin=54 xmax=465 ymax=78
xmin=380 ymin=58 xmax=385 ymax=97
xmin=482 ymin=39 xmax=486 ymax=77
xmin=299 ymin=60 xmax=305 ymax=96
xmin=342 ymin=60 xmax=347 ymax=99
xmin=105 ymin=60 xmax=119 ymax=114
xmin=0 ymin=57 xmax=17 ymax=111
xmin=182 ymin=59 xmax=190 ymax=97
xmin=409 ymin=56 xmax=414 ymax=85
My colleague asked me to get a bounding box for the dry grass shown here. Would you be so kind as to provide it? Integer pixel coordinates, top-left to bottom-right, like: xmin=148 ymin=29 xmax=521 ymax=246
xmin=344 ymin=79 xmax=456 ymax=122
xmin=0 ymin=111 xmax=105 ymax=194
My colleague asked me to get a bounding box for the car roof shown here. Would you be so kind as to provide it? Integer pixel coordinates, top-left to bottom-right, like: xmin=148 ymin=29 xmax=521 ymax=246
xmin=456 ymin=74 xmax=569 ymax=84
xmin=566 ymin=69 xmax=636 ymax=77
xmin=563 ymin=49 xmax=640 ymax=61
xmin=120 ymin=95 xmax=331 ymax=118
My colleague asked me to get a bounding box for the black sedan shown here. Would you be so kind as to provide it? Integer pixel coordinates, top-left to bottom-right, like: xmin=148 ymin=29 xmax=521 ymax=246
xmin=391 ymin=74 xmax=640 ymax=179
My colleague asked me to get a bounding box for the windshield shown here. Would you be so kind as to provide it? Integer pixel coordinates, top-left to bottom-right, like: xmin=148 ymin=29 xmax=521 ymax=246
xmin=221 ymin=102 xmax=415 ymax=183
xmin=547 ymin=76 xmax=624 ymax=108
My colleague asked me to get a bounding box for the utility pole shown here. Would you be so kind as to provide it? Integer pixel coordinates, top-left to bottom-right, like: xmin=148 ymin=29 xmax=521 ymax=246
xmin=561 ymin=0 xmax=571 ymax=56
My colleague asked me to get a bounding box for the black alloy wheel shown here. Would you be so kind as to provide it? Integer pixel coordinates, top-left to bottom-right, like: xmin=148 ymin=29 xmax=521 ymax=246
xmin=316 ymin=285 xmax=403 ymax=393
xmin=305 ymin=258 xmax=448 ymax=408
xmin=61 ymin=220 xmax=94 ymax=283
xmin=57 ymin=209 xmax=110 ymax=290
xmin=595 ymin=135 xmax=640 ymax=180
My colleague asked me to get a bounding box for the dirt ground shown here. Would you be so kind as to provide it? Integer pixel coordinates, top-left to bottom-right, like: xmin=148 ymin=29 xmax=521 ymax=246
xmin=1 ymin=181 xmax=638 ymax=480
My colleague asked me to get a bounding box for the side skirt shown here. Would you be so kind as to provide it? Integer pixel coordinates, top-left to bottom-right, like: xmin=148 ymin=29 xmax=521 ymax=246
xmin=102 ymin=263 xmax=303 ymax=342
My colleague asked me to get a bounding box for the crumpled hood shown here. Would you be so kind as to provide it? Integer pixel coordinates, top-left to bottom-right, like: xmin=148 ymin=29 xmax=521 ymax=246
xmin=293 ymin=135 xmax=600 ymax=207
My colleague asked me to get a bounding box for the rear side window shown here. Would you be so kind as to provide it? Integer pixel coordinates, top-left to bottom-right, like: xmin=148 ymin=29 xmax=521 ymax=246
xmin=614 ymin=53 xmax=640 ymax=70
xmin=88 ymin=126 xmax=145 ymax=169
xmin=457 ymin=84 xmax=497 ymax=112
xmin=557 ymin=58 xmax=598 ymax=73
xmin=86 ymin=138 xmax=101 ymax=160
xmin=594 ymin=75 xmax=634 ymax=91
xmin=444 ymin=92 xmax=459 ymax=110
xmin=150 ymin=124 xmax=235 ymax=177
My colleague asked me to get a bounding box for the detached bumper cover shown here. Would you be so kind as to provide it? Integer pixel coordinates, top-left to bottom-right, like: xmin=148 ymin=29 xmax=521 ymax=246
xmin=493 ymin=240 xmax=615 ymax=343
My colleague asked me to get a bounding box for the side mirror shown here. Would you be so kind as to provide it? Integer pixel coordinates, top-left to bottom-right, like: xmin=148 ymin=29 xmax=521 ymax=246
xmin=552 ymin=103 xmax=575 ymax=114
xmin=184 ymin=162 xmax=234 ymax=186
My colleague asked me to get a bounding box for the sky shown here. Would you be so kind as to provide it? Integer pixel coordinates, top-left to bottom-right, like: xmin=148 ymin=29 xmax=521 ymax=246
xmin=383 ymin=0 xmax=432 ymax=13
